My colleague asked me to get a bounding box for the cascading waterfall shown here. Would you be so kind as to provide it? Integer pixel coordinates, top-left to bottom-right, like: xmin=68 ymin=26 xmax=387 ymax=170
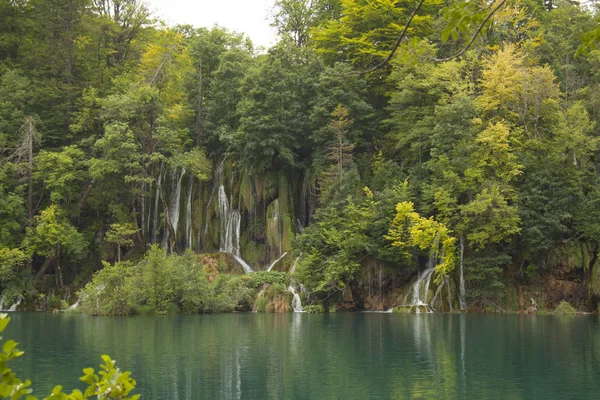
xmin=288 ymin=284 xmax=304 ymax=312
xmin=267 ymin=252 xmax=288 ymax=272
xmin=185 ymin=174 xmax=193 ymax=249
xmin=409 ymin=269 xmax=436 ymax=313
xmin=290 ymin=255 xmax=301 ymax=274
xmin=169 ymin=167 xmax=186 ymax=237
xmin=8 ymin=296 xmax=22 ymax=312
xmin=405 ymin=234 xmax=441 ymax=313
xmin=216 ymin=163 xmax=253 ymax=273
xmin=70 ymin=292 xmax=84 ymax=309
xmin=268 ymin=198 xmax=282 ymax=253
xmin=153 ymin=163 xmax=164 ymax=244
xmin=0 ymin=295 xmax=22 ymax=312
xmin=287 ymin=254 xmax=306 ymax=312
xmin=162 ymin=167 xmax=186 ymax=253
xmin=459 ymin=236 xmax=466 ymax=310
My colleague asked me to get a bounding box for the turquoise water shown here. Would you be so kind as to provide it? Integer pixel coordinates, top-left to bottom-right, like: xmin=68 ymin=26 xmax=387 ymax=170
xmin=5 ymin=312 xmax=600 ymax=399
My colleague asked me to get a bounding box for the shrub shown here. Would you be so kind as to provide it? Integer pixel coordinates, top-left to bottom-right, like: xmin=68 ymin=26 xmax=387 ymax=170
xmin=304 ymin=304 xmax=325 ymax=313
xmin=555 ymin=301 xmax=576 ymax=315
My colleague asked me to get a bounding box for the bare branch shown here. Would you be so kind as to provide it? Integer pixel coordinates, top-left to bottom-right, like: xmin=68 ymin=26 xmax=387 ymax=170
xmin=433 ymin=0 xmax=508 ymax=62
xmin=356 ymin=0 xmax=427 ymax=76
xmin=149 ymin=44 xmax=177 ymax=86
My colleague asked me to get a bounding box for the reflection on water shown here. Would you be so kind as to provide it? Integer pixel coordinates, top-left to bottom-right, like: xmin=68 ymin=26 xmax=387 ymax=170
xmin=5 ymin=313 xmax=600 ymax=399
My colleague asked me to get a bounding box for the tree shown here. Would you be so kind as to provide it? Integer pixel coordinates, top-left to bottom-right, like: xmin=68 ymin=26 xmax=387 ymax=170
xmin=24 ymin=205 xmax=87 ymax=286
xmin=105 ymin=222 xmax=138 ymax=262
xmin=386 ymin=201 xmax=457 ymax=280
xmin=320 ymin=105 xmax=355 ymax=202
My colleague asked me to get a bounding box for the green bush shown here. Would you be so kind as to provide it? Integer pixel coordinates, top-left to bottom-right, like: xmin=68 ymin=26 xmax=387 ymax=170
xmin=555 ymin=301 xmax=576 ymax=315
xmin=80 ymin=247 xmax=262 ymax=316
xmin=255 ymin=295 xmax=267 ymax=312
xmin=247 ymin=271 xmax=288 ymax=288
xmin=304 ymin=304 xmax=325 ymax=313
xmin=81 ymin=261 xmax=133 ymax=316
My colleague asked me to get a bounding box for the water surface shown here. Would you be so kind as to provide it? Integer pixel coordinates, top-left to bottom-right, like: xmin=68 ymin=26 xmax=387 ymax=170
xmin=6 ymin=313 xmax=600 ymax=399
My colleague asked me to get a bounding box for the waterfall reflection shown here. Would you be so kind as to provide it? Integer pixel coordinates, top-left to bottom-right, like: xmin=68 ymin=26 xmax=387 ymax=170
xmin=6 ymin=313 xmax=600 ymax=400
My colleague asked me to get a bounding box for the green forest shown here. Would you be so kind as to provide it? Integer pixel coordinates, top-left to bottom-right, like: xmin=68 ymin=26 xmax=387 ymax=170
xmin=2 ymin=0 xmax=600 ymax=315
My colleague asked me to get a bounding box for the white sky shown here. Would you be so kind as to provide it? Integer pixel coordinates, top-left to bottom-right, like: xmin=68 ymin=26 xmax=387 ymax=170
xmin=146 ymin=0 xmax=278 ymax=49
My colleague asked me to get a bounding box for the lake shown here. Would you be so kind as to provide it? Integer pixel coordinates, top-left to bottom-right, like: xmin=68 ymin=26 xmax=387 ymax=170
xmin=5 ymin=312 xmax=600 ymax=399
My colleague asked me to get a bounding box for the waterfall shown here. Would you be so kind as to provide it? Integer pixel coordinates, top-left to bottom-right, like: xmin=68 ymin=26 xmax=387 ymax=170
xmin=169 ymin=167 xmax=186 ymax=236
xmin=0 ymin=295 xmax=22 ymax=312
xmin=232 ymin=254 xmax=253 ymax=274
xmin=288 ymin=284 xmax=304 ymax=312
xmin=409 ymin=268 xmax=436 ymax=313
xmin=70 ymin=292 xmax=84 ymax=310
xmin=161 ymin=166 xmax=186 ymax=253
xmin=267 ymin=252 xmax=288 ymax=272
xmin=7 ymin=296 xmax=21 ymax=312
xmin=459 ymin=236 xmax=467 ymax=310
xmin=218 ymin=185 xmax=240 ymax=254
xmin=290 ymin=254 xmax=302 ymax=274
xmin=185 ymin=174 xmax=193 ymax=249
xmin=216 ymin=163 xmax=252 ymax=273
xmin=153 ymin=163 xmax=164 ymax=244
xmin=378 ymin=262 xmax=383 ymax=301
xmin=404 ymin=234 xmax=444 ymax=313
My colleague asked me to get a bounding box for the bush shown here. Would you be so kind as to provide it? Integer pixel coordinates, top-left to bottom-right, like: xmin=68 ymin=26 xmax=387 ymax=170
xmin=255 ymin=295 xmax=268 ymax=312
xmin=304 ymin=304 xmax=325 ymax=313
xmin=81 ymin=261 xmax=133 ymax=316
xmin=80 ymin=247 xmax=261 ymax=316
xmin=555 ymin=301 xmax=576 ymax=315
xmin=247 ymin=271 xmax=288 ymax=288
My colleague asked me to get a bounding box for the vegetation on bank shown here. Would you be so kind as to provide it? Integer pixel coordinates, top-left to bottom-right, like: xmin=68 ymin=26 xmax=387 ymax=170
xmin=1 ymin=0 xmax=600 ymax=312
xmin=78 ymin=245 xmax=291 ymax=316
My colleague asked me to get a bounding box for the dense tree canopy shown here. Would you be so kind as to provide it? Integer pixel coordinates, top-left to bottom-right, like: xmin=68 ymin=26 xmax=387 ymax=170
xmin=1 ymin=0 xmax=600 ymax=312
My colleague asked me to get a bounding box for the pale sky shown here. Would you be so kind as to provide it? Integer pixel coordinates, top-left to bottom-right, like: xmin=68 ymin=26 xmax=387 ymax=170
xmin=146 ymin=0 xmax=279 ymax=49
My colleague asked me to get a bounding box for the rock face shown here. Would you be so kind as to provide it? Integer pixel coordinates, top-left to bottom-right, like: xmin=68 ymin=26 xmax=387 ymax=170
xmin=254 ymin=285 xmax=292 ymax=313
xmin=145 ymin=160 xmax=312 ymax=272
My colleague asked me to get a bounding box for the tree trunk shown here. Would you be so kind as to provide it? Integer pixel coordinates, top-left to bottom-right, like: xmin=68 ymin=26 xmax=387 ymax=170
xmin=195 ymin=59 xmax=203 ymax=146
xmin=36 ymin=255 xmax=56 ymax=280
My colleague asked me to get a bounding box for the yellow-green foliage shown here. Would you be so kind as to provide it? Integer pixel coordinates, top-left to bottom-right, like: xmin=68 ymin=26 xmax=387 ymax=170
xmin=386 ymin=201 xmax=457 ymax=282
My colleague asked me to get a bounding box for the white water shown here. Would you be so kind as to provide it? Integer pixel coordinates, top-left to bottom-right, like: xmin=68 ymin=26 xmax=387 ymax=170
xmin=409 ymin=268 xmax=436 ymax=313
xmin=288 ymin=284 xmax=304 ymax=312
xmin=403 ymin=234 xmax=447 ymax=313
xmin=169 ymin=167 xmax=186 ymax=237
xmin=459 ymin=236 xmax=466 ymax=310
xmin=290 ymin=254 xmax=302 ymax=274
xmin=268 ymin=199 xmax=282 ymax=253
xmin=0 ymin=295 xmax=22 ymax=312
xmin=8 ymin=296 xmax=21 ymax=312
xmin=219 ymin=185 xmax=243 ymax=257
xmin=232 ymin=254 xmax=253 ymax=274
xmin=153 ymin=163 xmax=164 ymax=243
xmin=267 ymin=252 xmax=288 ymax=272
xmin=215 ymin=165 xmax=253 ymax=272
xmin=185 ymin=174 xmax=193 ymax=249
